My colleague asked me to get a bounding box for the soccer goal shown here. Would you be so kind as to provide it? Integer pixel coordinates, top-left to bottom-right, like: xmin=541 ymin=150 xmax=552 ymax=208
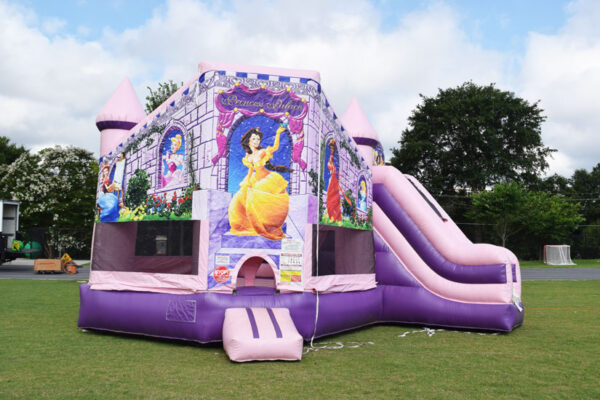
xmin=543 ymin=245 xmax=576 ymax=265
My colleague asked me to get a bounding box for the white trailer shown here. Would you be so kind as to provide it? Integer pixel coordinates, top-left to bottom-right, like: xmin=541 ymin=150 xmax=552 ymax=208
xmin=1 ymin=200 xmax=20 ymax=263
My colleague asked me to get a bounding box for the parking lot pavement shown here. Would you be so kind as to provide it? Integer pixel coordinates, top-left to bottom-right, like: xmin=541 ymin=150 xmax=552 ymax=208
xmin=0 ymin=259 xmax=89 ymax=280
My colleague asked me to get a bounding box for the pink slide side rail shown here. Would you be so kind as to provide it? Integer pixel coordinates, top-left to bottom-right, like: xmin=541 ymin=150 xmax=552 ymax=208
xmin=374 ymin=203 xmax=512 ymax=304
xmin=401 ymin=173 xmax=521 ymax=295
xmin=373 ymin=166 xmax=520 ymax=293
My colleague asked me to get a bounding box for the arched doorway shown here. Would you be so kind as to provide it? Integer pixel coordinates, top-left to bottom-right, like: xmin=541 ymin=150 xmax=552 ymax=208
xmin=236 ymin=255 xmax=277 ymax=289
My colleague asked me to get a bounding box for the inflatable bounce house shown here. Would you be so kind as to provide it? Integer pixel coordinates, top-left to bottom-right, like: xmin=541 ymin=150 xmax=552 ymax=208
xmin=79 ymin=61 xmax=523 ymax=361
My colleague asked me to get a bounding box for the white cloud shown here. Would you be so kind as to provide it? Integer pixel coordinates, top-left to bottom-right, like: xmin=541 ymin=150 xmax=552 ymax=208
xmin=1 ymin=0 xmax=597 ymax=181
xmin=99 ymin=0 xmax=508 ymax=160
xmin=77 ymin=25 xmax=91 ymax=37
xmin=0 ymin=0 xmax=144 ymax=152
xmin=41 ymin=16 xmax=66 ymax=35
xmin=546 ymin=150 xmax=574 ymax=178
xmin=519 ymin=0 xmax=600 ymax=176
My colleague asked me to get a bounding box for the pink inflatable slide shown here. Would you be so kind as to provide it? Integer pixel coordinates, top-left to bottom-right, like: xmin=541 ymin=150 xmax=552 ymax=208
xmin=372 ymin=166 xmax=521 ymax=306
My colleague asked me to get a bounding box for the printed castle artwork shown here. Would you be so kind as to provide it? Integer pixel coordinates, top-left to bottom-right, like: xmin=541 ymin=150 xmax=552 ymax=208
xmin=94 ymin=64 xmax=373 ymax=292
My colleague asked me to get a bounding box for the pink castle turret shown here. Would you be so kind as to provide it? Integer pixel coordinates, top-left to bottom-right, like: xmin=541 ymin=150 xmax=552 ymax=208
xmin=96 ymin=77 xmax=146 ymax=156
xmin=341 ymin=98 xmax=381 ymax=166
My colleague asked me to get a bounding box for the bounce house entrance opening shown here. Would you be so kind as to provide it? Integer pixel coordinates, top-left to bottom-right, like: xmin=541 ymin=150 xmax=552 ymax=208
xmin=237 ymin=256 xmax=276 ymax=289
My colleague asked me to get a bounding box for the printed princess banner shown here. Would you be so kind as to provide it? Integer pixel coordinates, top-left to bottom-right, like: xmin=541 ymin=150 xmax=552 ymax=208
xmin=212 ymin=83 xmax=308 ymax=171
xmin=217 ymin=84 xmax=306 ymax=116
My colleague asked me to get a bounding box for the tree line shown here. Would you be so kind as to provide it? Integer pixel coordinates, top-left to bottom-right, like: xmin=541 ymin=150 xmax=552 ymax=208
xmin=390 ymin=82 xmax=598 ymax=260
xmin=0 ymin=143 xmax=97 ymax=258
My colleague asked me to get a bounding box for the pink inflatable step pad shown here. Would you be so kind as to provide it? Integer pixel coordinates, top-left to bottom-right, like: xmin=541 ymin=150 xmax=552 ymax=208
xmin=223 ymin=307 xmax=303 ymax=362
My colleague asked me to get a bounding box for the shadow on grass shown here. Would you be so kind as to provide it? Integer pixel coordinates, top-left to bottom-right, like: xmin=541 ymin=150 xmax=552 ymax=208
xmin=79 ymin=328 xmax=223 ymax=349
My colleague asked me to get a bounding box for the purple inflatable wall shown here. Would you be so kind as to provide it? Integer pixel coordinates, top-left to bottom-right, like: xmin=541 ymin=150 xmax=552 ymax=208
xmin=78 ymin=232 xmax=523 ymax=343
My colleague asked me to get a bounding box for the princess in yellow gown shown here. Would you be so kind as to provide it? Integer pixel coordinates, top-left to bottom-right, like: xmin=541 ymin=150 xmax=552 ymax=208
xmin=228 ymin=124 xmax=291 ymax=241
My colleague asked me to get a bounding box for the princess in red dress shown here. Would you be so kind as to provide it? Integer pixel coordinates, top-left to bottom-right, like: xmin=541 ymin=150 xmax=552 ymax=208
xmin=326 ymin=139 xmax=342 ymax=222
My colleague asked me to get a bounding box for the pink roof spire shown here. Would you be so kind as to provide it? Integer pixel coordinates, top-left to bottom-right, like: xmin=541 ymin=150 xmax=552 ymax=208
xmin=341 ymin=98 xmax=380 ymax=165
xmin=96 ymin=77 xmax=146 ymax=156
xmin=96 ymin=77 xmax=146 ymax=128
xmin=340 ymin=98 xmax=378 ymax=141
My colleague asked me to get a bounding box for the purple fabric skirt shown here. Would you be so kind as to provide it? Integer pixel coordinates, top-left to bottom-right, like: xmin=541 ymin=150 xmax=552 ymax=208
xmin=78 ymin=284 xmax=523 ymax=343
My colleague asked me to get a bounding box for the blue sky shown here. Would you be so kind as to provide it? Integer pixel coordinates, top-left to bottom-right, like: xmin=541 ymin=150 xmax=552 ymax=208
xmin=21 ymin=0 xmax=165 ymax=38
xmin=377 ymin=0 xmax=570 ymax=50
xmin=25 ymin=0 xmax=571 ymax=52
xmin=1 ymin=0 xmax=599 ymax=177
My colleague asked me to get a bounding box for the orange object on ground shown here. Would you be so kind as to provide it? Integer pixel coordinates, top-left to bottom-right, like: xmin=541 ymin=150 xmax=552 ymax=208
xmin=61 ymin=253 xmax=78 ymax=274
xmin=64 ymin=263 xmax=78 ymax=274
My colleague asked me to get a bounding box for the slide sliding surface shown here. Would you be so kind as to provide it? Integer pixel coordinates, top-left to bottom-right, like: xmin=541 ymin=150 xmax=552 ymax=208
xmin=374 ymin=183 xmax=508 ymax=284
xmin=403 ymin=174 xmax=522 ymax=293
xmin=373 ymin=167 xmax=520 ymax=289
xmin=371 ymin=166 xmax=523 ymax=331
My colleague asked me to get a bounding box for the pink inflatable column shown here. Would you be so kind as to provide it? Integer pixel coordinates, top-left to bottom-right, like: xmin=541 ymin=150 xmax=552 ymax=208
xmin=96 ymin=77 xmax=146 ymax=157
xmin=341 ymin=98 xmax=379 ymax=166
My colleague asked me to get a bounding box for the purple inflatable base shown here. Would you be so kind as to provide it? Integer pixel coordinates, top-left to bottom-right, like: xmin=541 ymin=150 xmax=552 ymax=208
xmin=78 ymin=285 xmax=523 ymax=343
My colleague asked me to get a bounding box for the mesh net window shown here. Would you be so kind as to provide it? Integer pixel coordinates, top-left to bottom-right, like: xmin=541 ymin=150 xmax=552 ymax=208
xmin=312 ymin=225 xmax=375 ymax=276
xmin=92 ymin=220 xmax=200 ymax=274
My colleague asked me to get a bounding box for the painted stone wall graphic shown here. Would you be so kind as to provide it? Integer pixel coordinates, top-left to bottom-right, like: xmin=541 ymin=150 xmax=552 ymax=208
xmin=94 ymin=70 xmax=372 ymax=293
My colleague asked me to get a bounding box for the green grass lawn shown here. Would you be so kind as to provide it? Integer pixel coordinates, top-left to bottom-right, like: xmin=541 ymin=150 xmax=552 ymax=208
xmin=519 ymin=259 xmax=600 ymax=268
xmin=1 ymin=280 xmax=599 ymax=399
